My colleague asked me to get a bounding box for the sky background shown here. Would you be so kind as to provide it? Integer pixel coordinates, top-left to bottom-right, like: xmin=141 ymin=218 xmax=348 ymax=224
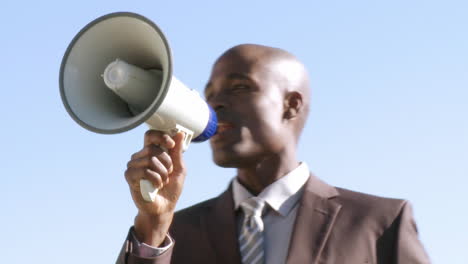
xmin=1 ymin=1 xmax=467 ymax=263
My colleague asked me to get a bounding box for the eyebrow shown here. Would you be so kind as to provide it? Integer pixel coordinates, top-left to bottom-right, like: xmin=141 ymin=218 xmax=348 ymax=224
xmin=204 ymin=73 xmax=252 ymax=97
xmin=226 ymin=73 xmax=251 ymax=81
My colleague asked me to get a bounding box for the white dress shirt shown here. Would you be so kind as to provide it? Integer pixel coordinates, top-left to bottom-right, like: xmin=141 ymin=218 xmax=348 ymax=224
xmin=232 ymin=162 xmax=310 ymax=264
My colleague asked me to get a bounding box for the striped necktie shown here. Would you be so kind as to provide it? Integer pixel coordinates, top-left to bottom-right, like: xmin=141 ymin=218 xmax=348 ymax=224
xmin=238 ymin=197 xmax=266 ymax=264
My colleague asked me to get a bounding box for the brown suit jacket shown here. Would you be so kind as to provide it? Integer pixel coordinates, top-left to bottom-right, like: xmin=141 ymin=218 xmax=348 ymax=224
xmin=117 ymin=174 xmax=430 ymax=264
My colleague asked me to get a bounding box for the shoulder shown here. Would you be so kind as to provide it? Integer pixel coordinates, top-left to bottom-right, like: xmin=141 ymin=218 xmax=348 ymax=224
xmin=335 ymin=187 xmax=407 ymax=214
xmin=305 ymin=173 xmax=408 ymax=223
xmin=332 ymin=187 xmax=411 ymax=232
xmin=331 ymin=187 xmax=429 ymax=262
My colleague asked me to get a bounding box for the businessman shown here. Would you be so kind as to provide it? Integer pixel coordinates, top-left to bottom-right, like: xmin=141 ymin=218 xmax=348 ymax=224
xmin=117 ymin=44 xmax=430 ymax=263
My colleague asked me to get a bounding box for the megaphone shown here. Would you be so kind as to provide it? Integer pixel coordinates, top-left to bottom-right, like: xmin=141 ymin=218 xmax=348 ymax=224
xmin=59 ymin=12 xmax=217 ymax=202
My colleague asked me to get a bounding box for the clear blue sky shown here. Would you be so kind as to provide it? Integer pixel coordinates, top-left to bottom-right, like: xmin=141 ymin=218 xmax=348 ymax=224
xmin=1 ymin=1 xmax=466 ymax=263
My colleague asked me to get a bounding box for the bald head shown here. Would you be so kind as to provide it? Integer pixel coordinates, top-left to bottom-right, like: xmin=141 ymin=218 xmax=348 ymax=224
xmin=207 ymin=44 xmax=311 ymax=187
xmin=214 ymin=44 xmax=310 ymax=139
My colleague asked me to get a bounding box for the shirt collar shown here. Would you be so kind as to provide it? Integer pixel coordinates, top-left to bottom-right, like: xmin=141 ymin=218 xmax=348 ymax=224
xmin=232 ymin=162 xmax=310 ymax=217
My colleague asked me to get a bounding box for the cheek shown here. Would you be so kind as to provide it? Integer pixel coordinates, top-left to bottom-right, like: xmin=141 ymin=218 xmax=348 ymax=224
xmin=250 ymin=101 xmax=285 ymax=136
xmin=237 ymin=112 xmax=285 ymax=152
xmin=226 ymin=92 xmax=286 ymax=152
xmin=236 ymin=126 xmax=261 ymax=149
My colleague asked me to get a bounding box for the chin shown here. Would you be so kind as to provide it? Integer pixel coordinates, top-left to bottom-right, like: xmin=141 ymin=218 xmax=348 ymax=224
xmin=212 ymin=152 xmax=239 ymax=168
xmin=211 ymin=147 xmax=262 ymax=168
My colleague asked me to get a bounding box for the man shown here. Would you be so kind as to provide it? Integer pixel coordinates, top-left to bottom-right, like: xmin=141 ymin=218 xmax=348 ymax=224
xmin=117 ymin=44 xmax=430 ymax=263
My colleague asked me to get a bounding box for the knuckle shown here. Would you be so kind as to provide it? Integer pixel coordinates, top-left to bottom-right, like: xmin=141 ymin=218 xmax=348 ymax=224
xmin=162 ymin=134 xmax=173 ymax=146
xmin=130 ymin=152 xmax=138 ymax=160
xmin=124 ymin=168 xmax=135 ymax=182
xmin=149 ymin=156 xmax=158 ymax=166
xmin=150 ymin=156 xmax=167 ymax=173
xmin=126 ymin=160 xmax=133 ymax=168
xmin=125 ymin=168 xmax=145 ymax=183
xmin=144 ymin=129 xmax=156 ymax=137
xmin=159 ymin=152 xmax=172 ymax=165
xmin=149 ymin=144 xmax=164 ymax=155
xmin=158 ymin=164 xmax=169 ymax=177
xmin=145 ymin=170 xmax=163 ymax=187
xmin=178 ymin=163 xmax=187 ymax=173
xmin=162 ymin=157 xmax=174 ymax=173
xmin=138 ymin=147 xmax=149 ymax=157
xmin=145 ymin=130 xmax=164 ymax=141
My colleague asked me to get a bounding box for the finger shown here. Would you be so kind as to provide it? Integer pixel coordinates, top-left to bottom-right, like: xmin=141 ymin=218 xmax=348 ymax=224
xmin=127 ymin=156 xmax=170 ymax=184
xmin=125 ymin=167 xmax=145 ymax=189
xmin=144 ymin=169 xmax=164 ymax=189
xmin=169 ymin=132 xmax=186 ymax=176
xmin=144 ymin=130 xmax=175 ymax=149
xmin=130 ymin=145 xmax=171 ymax=168
xmin=127 ymin=153 xmax=173 ymax=175
xmin=150 ymin=156 xmax=170 ymax=184
xmin=151 ymin=151 xmax=173 ymax=174
xmin=127 ymin=157 xmax=150 ymax=169
xmin=131 ymin=144 xmax=164 ymax=160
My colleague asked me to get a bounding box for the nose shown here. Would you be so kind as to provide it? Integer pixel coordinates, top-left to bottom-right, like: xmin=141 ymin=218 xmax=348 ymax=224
xmin=207 ymin=93 xmax=228 ymax=112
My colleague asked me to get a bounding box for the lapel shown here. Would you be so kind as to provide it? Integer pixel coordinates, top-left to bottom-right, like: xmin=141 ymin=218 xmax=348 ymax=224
xmin=286 ymin=174 xmax=342 ymax=264
xmin=203 ymin=186 xmax=242 ymax=264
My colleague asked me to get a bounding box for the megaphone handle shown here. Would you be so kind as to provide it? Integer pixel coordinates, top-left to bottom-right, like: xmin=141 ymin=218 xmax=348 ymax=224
xmin=140 ymin=126 xmax=193 ymax=202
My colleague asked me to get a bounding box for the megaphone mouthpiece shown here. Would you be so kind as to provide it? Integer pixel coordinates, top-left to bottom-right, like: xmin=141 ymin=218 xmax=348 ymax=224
xmin=103 ymin=59 xmax=162 ymax=113
xmin=102 ymin=59 xmax=129 ymax=90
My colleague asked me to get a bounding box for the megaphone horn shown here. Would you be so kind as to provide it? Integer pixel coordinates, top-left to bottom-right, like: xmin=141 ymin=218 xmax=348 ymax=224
xmin=59 ymin=12 xmax=217 ymax=202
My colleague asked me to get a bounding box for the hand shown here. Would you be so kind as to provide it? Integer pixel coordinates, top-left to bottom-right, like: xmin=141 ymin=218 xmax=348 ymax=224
xmin=125 ymin=130 xmax=187 ymax=246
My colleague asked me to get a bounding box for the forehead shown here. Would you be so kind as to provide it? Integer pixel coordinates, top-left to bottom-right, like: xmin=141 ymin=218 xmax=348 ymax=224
xmin=213 ymin=52 xmax=259 ymax=75
xmin=204 ymin=52 xmax=277 ymax=93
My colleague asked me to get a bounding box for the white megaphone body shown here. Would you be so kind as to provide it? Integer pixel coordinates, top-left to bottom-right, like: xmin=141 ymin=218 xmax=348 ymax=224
xmin=59 ymin=12 xmax=217 ymax=202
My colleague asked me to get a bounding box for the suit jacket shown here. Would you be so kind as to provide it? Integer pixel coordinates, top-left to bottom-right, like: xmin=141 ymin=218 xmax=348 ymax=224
xmin=117 ymin=174 xmax=430 ymax=264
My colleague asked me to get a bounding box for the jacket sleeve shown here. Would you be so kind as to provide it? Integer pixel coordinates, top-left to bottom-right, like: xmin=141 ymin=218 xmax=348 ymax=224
xmin=394 ymin=201 xmax=431 ymax=264
xmin=115 ymin=228 xmax=174 ymax=264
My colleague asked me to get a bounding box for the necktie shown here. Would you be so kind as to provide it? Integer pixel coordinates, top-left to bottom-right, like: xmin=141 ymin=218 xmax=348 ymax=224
xmin=238 ymin=197 xmax=266 ymax=264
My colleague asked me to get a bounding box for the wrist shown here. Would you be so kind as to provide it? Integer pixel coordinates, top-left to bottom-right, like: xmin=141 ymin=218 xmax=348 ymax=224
xmin=134 ymin=211 xmax=173 ymax=247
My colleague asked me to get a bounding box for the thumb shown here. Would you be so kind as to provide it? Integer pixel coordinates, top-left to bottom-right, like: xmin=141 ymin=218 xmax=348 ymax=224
xmin=169 ymin=132 xmax=186 ymax=175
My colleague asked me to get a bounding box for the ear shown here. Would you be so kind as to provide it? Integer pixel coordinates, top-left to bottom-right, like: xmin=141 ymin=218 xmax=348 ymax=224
xmin=283 ymin=91 xmax=303 ymax=120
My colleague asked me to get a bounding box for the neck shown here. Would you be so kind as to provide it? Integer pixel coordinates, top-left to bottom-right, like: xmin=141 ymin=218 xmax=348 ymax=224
xmin=236 ymin=150 xmax=299 ymax=195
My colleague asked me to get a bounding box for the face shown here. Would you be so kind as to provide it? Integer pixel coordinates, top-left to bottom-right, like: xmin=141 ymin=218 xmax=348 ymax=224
xmin=204 ymin=52 xmax=290 ymax=168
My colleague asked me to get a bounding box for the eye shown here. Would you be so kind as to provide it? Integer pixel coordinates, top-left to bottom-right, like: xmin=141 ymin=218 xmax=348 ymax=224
xmin=231 ymin=83 xmax=249 ymax=92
